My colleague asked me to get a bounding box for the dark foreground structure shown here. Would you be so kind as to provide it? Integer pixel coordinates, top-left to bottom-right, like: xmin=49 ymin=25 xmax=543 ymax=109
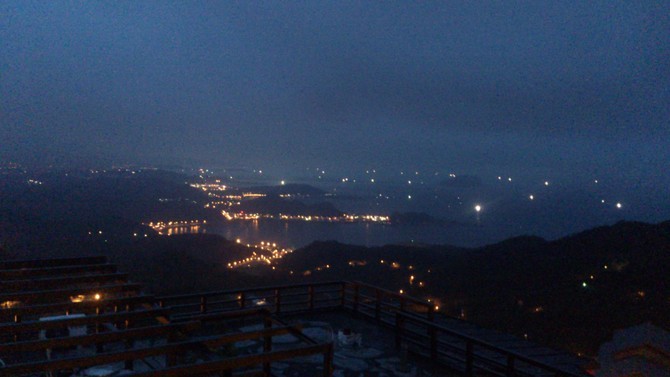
xmin=0 ymin=256 xmax=589 ymax=376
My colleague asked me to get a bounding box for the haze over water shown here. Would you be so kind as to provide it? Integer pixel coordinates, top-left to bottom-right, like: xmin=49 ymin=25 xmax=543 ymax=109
xmin=199 ymin=172 xmax=670 ymax=249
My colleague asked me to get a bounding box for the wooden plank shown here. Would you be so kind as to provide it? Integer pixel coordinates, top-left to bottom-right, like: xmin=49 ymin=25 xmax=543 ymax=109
xmin=169 ymin=308 xmax=271 ymax=322
xmin=0 ymin=308 xmax=168 ymax=335
xmin=0 ymin=273 xmax=129 ymax=292
xmin=0 ymin=256 xmax=107 ymax=270
xmin=0 ymin=326 xmax=319 ymax=376
xmin=158 ymin=281 xmax=343 ymax=302
xmin=0 ymin=321 xmax=200 ymax=353
xmin=199 ymin=325 xmax=301 ymax=347
xmin=0 ymin=283 xmax=142 ymax=303
xmin=120 ymin=343 xmax=331 ymax=377
xmin=0 ymin=295 xmax=156 ymax=320
xmin=0 ymin=263 xmax=117 ymax=279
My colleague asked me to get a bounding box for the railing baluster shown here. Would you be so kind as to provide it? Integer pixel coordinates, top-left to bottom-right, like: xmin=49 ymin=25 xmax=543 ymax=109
xmin=375 ymin=290 xmax=381 ymax=322
xmin=323 ymin=343 xmax=334 ymax=377
xmin=263 ymin=315 xmax=272 ymax=375
xmin=309 ymin=285 xmax=314 ymax=311
xmin=153 ymin=281 xmax=582 ymax=377
xmin=430 ymin=325 xmax=437 ymax=360
xmin=507 ymin=354 xmax=516 ymax=377
xmin=353 ymin=283 xmax=359 ymax=314
xmin=395 ymin=312 xmax=404 ymax=350
xmin=466 ymin=341 xmax=474 ymax=377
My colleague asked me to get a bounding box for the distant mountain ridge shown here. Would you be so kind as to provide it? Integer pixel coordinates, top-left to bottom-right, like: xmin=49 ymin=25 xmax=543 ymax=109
xmin=277 ymin=219 xmax=670 ymax=356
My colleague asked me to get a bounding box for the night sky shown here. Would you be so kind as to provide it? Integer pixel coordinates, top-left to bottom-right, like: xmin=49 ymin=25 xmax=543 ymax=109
xmin=2 ymin=1 xmax=668 ymax=184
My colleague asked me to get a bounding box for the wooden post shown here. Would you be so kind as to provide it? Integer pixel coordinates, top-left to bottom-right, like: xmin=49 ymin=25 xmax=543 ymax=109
xmin=125 ymin=319 xmax=134 ymax=370
xmin=506 ymin=354 xmax=515 ymax=377
xmin=323 ymin=343 xmax=334 ymax=377
xmin=340 ymin=282 xmax=346 ymax=308
xmin=375 ymin=290 xmax=381 ymax=322
xmin=427 ymin=305 xmax=435 ymax=322
xmin=166 ymin=333 xmax=177 ymax=367
xmin=275 ymin=289 xmax=281 ymax=314
xmin=240 ymin=292 xmax=246 ymax=309
xmin=263 ymin=316 xmax=272 ymax=375
xmin=465 ymin=341 xmax=474 ymax=377
xmin=309 ymin=285 xmax=315 ymax=311
xmin=97 ymin=305 xmax=105 ymax=353
xmin=13 ymin=313 xmax=19 ymax=342
xmin=353 ymin=284 xmax=359 ymax=314
xmin=430 ymin=325 xmax=438 ymax=360
xmin=395 ymin=313 xmax=404 ymax=350
xmin=200 ymin=296 xmax=207 ymax=314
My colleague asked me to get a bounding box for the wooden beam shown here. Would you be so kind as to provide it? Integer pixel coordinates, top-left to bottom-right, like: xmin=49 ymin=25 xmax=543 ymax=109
xmin=0 ymin=283 xmax=142 ymax=303
xmin=0 ymin=263 xmax=117 ymax=279
xmin=170 ymin=307 xmax=271 ymax=322
xmin=0 ymin=322 xmax=200 ymax=353
xmin=117 ymin=343 xmax=332 ymax=377
xmin=0 ymin=273 xmax=129 ymax=292
xmin=0 ymin=256 xmax=107 ymax=270
xmin=0 ymin=326 xmax=323 ymax=376
xmin=0 ymin=308 xmax=168 ymax=336
xmin=0 ymin=295 xmax=156 ymax=321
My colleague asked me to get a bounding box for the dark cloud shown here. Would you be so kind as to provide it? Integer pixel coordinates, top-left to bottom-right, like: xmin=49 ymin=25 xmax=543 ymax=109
xmin=1 ymin=1 xmax=668 ymax=180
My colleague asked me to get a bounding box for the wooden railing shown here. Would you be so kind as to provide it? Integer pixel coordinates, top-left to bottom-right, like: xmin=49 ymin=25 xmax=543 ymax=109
xmin=341 ymin=280 xmax=435 ymax=322
xmin=395 ymin=311 xmax=584 ymax=377
xmin=343 ymin=282 xmax=584 ymax=377
xmin=159 ymin=281 xmax=586 ymax=377
xmin=0 ymin=254 xmax=583 ymax=377
xmin=158 ymin=281 xmax=345 ymax=318
xmin=0 ymin=256 xmax=335 ymax=377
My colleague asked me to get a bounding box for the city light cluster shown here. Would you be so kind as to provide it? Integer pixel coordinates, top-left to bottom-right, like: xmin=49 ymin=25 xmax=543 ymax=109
xmin=145 ymin=220 xmax=207 ymax=235
xmin=227 ymin=240 xmax=293 ymax=269
xmin=189 ymin=183 xmax=227 ymax=192
xmin=221 ymin=211 xmax=390 ymax=223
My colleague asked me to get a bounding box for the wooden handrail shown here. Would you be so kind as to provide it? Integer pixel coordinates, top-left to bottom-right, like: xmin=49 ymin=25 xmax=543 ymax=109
xmin=157 ymin=280 xmax=343 ymax=302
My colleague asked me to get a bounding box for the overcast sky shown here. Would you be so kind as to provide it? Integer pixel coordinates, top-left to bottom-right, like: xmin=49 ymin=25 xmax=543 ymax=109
xmin=1 ymin=1 xmax=668 ymax=183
